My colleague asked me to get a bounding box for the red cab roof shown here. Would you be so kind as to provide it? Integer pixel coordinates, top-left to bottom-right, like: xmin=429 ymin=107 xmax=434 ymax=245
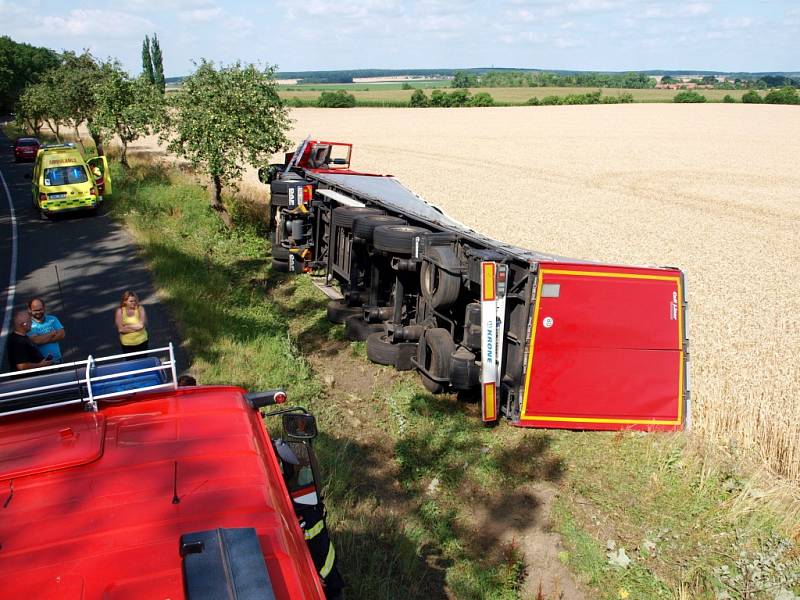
xmin=0 ymin=386 xmax=324 ymax=599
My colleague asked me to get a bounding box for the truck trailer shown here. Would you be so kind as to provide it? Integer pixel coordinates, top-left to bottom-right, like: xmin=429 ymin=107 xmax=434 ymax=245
xmin=262 ymin=138 xmax=690 ymax=431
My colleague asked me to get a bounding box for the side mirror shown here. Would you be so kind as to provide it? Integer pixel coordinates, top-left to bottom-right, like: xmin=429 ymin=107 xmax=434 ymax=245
xmin=282 ymin=413 xmax=317 ymax=440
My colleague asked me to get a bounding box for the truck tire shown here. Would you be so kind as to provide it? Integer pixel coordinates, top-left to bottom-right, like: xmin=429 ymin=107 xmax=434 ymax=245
xmin=326 ymin=300 xmax=362 ymax=324
xmin=366 ymin=332 xmax=417 ymax=371
xmin=344 ymin=316 xmax=384 ymax=341
xmin=417 ymin=328 xmax=455 ymax=393
xmin=353 ymin=215 xmax=406 ymax=241
xmin=272 ymin=256 xmax=303 ymax=273
xmin=373 ymin=225 xmax=429 ymax=255
xmin=272 ymin=244 xmax=290 ymax=260
xmin=332 ymin=206 xmax=383 ymax=229
xmin=420 ymin=246 xmax=461 ymax=309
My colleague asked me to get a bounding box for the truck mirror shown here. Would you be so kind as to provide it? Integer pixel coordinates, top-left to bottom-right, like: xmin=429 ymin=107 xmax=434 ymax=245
xmin=282 ymin=413 xmax=317 ymax=440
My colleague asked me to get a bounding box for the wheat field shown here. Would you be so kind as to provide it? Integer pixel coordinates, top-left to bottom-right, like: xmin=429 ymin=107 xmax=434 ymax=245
xmin=274 ymin=105 xmax=800 ymax=481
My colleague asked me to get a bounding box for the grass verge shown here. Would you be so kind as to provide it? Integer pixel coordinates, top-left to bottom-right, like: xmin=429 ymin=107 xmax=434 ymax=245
xmin=107 ymin=157 xmax=800 ymax=600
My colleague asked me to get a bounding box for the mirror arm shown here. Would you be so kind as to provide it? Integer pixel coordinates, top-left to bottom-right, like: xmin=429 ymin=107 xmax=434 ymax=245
xmin=262 ymin=405 xmax=309 ymax=418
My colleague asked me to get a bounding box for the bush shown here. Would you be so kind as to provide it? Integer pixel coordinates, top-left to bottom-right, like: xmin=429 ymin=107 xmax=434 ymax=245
xmin=430 ymin=89 xmax=448 ymax=107
xmin=723 ymin=94 xmax=736 ymax=103
xmin=764 ymin=87 xmax=800 ymax=105
xmin=741 ymin=90 xmax=762 ymax=104
xmin=541 ymin=95 xmax=562 ymax=105
xmin=468 ymin=92 xmax=494 ymax=107
xmin=526 ymin=97 xmax=540 ymax=106
xmin=317 ymin=90 xmax=356 ymax=108
xmin=401 ymin=82 xmax=413 ymax=90
xmin=673 ymin=90 xmax=707 ymax=103
xmin=618 ymin=93 xmax=634 ymax=103
xmin=409 ymin=88 xmax=429 ymax=108
xmin=448 ymin=89 xmax=470 ymax=107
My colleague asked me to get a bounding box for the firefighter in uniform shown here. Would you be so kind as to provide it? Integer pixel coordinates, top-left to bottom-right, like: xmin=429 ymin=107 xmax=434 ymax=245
xmin=275 ymin=439 xmax=345 ymax=599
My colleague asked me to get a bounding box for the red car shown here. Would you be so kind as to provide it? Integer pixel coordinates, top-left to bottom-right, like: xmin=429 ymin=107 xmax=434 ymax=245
xmin=13 ymin=137 xmax=40 ymax=162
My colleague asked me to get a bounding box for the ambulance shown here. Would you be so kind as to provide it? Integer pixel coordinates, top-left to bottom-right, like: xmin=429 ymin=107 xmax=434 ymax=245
xmin=30 ymin=143 xmax=112 ymax=218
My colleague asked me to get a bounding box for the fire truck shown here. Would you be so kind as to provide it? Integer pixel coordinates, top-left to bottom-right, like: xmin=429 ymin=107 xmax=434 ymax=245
xmin=262 ymin=137 xmax=690 ymax=431
xmin=0 ymin=345 xmax=338 ymax=599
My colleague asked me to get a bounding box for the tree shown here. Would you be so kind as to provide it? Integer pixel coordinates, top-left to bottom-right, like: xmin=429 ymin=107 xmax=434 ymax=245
xmin=317 ymin=90 xmax=356 ymax=107
xmin=93 ymin=61 xmax=164 ymax=167
xmin=468 ymin=91 xmax=494 ymax=107
xmin=142 ymin=36 xmax=155 ymax=85
xmin=741 ymin=90 xmax=762 ymax=104
xmin=0 ymin=36 xmax=60 ymax=113
xmin=162 ymin=60 xmax=291 ymax=228
xmin=151 ymin=34 xmax=165 ymax=94
xmin=764 ymin=87 xmax=800 ymax=105
xmin=409 ymin=88 xmax=429 ymax=107
xmin=49 ymin=51 xmax=103 ymax=153
xmin=451 ymin=71 xmax=476 ymax=88
xmin=15 ymin=83 xmax=50 ymax=136
xmin=673 ymin=90 xmax=707 ymax=103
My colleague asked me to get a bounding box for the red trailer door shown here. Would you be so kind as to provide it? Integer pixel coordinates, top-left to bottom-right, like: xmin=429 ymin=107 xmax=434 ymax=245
xmin=517 ymin=263 xmax=687 ymax=431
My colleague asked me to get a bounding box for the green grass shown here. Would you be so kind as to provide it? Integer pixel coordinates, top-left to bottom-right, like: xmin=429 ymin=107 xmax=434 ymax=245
xmin=106 ymin=158 xmax=800 ymax=600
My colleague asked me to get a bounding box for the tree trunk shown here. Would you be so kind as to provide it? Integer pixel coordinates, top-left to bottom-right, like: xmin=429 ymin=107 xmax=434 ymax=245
xmin=120 ymin=140 xmax=129 ymax=167
xmin=73 ymin=125 xmax=86 ymax=154
xmin=211 ymin=174 xmax=233 ymax=229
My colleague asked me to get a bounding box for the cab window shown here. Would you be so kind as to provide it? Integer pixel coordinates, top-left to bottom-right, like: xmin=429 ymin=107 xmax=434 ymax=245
xmin=44 ymin=166 xmax=88 ymax=186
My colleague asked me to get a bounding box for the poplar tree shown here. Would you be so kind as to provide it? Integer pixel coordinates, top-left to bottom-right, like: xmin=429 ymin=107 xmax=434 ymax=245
xmin=141 ymin=36 xmax=155 ymax=84
xmin=151 ymin=34 xmax=165 ymax=94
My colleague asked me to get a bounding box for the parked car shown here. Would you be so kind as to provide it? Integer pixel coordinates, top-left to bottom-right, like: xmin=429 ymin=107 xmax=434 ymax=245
xmin=13 ymin=137 xmax=40 ymax=162
xmin=27 ymin=143 xmax=112 ymax=219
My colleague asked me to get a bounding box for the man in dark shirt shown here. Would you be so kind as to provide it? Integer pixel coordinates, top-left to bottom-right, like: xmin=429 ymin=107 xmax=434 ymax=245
xmin=7 ymin=310 xmax=53 ymax=371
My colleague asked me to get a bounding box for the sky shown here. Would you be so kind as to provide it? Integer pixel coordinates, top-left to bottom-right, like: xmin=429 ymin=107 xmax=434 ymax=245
xmin=1 ymin=0 xmax=798 ymax=76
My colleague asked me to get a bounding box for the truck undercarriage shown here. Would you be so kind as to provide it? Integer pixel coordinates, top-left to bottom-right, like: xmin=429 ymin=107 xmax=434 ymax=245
xmin=264 ymin=138 xmax=689 ymax=431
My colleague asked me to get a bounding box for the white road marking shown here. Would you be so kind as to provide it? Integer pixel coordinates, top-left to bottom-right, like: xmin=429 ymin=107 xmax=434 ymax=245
xmin=0 ymin=169 xmax=18 ymax=369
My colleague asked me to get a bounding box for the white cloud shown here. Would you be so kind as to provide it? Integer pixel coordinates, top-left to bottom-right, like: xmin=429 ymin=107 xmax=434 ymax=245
xmin=677 ymin=2 xmax=712 ymax=17
xmin=554 ymin=36 xmax=583 ymax=48
xmin=717 ymin=16 xmax=753 ymax=29
xmin=181 ymin=7 xmax=223 ymax=21
xmin=37 ymin=10 xmax=155 ymax=37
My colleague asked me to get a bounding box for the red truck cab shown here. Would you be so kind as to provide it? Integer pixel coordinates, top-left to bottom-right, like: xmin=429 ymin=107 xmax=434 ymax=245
xmin=0 ymin=347 xmax=329 ymax=599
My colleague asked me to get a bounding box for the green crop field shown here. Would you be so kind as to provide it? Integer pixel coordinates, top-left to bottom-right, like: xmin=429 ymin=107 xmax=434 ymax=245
xmin=278 ymin=86 xmax=744 ymax=105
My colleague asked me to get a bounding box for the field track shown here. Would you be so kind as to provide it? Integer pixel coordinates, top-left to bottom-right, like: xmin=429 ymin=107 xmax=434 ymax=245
xmin=133 ymin=104 xmax=800 ymax=480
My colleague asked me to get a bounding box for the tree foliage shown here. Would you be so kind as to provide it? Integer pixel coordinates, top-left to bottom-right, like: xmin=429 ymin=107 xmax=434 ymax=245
xmin=763 ymin=87 xmax=800 ymax=105
xmin=93 ymin=61 xmax=164 ymax=166
xmin=0 ymin=36 xmax=60 ymax=113
xmin=162 ymin=60 xmax=290 ymax=228
xmin=409 ymin=88 xmax=430 ymax=107
xmin=142 ymin=36 xmax=155 ymax=85
xmin=151 ymin=34 xmax=165 ymax=94
xmin=318 ymin=90 xmax=356 ymax=107
xmin=48 ymin=51 xmax=103 ymax=152
xmin=741 ymin=90 xmax=763 ymax=104
xmin=452 ymin=71 xmax=478 ymax=88
xmin=673 ymin=90 xmax=707 ymax=103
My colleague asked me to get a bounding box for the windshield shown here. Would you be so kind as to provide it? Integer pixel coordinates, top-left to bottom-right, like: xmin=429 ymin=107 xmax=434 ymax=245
xmin=17 ymin=139 xmax=39 ymax=146
xmin=44 ymin=166 xmax=88 ymax=186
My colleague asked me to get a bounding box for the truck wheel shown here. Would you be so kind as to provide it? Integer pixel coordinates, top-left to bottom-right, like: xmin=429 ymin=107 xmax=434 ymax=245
xmin=344 ymin=316 xmax=384 ymax=341
xmin=420 ymin=246 xmax=461 ymax=308
xmin=272 ymin=257 xmax=302 ymax=273
xmin=353 ymin=215 xmax=406 ymax=241
xmin=373 ymin=225 xmax=429 ymax=255
xmin=326 ymin=300 xmax=362 ymax=324
xmin=272 ymin=244 xmax=290 ymax=260
xmin=417 ymin=328 xmax=455 ymax=393
xmin=332 ymin=206 xmax=383 ymax=229
xmin=366 ymin=332 xmax=418 ymax=371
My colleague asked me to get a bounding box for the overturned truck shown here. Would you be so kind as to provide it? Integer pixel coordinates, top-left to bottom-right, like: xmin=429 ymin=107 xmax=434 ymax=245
xmin=262 ymin=138 xmax=690 ymax=431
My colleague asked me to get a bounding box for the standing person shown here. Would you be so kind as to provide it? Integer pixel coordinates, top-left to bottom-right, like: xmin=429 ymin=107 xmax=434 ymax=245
xmin=6 ymin=311 xmax=53 ymax=371
xmin=115 ymin=291 xmax=149 ymax=357
xmin=27 ymin=298 xmax=65 ymax=364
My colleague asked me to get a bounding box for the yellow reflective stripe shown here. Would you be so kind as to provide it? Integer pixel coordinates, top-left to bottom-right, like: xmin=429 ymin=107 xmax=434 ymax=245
xmin=304 ymin=519 xmax=325 ymax=540
xmin=319 ymin=542 xmax=336 ymax=578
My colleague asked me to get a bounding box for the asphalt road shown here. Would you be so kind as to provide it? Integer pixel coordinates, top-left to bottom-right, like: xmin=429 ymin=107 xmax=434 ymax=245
xmin=0 ymin=127 xmax=184 ymax=373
